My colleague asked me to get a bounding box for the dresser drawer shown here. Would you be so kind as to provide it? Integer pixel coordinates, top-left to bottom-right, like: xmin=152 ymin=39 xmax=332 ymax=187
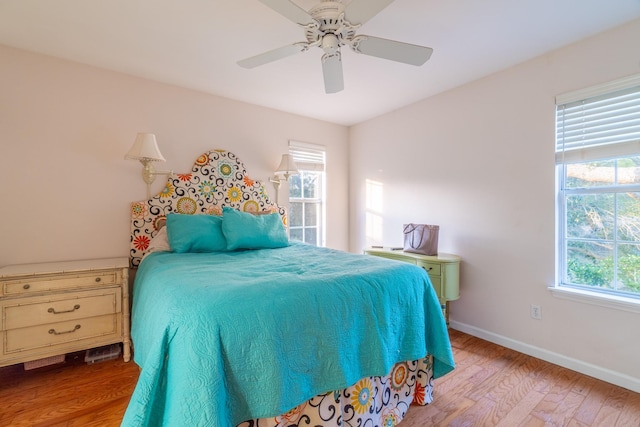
xmin=416 ymin=261 xmax=441 ymax=276
xmin=4 ymin=314 xmax=120 ymax=354
xmin=0 ymin=258 xmax=131 ymax=367
xmin=2 ymin=289 xmax=121 ymax=330
xmin=2 ymin=271 xmax=118 ymax=296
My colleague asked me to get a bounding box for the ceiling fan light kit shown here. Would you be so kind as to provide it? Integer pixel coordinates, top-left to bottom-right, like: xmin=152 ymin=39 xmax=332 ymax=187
xmin=238 ymin=0 xmax=433 ymax=94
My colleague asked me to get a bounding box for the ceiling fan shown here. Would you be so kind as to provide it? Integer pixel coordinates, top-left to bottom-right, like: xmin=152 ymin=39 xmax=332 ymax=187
xmin=237 ymin=0 xmax=433 ymax=94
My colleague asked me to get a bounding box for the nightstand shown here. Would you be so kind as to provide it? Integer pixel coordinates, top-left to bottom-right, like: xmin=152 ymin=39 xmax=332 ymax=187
xmin=0 ymin=258 xmax=130 ymax=367
xmin=364 ymin=248 xmax=460 ymax=325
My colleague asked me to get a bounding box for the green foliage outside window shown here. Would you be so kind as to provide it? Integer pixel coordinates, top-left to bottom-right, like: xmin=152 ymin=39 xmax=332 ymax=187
xmin=564 ymin=157 xmax=640 ymax=296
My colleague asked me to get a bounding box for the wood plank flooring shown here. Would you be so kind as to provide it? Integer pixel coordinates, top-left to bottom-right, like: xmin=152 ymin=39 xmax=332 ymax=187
xmin=0 ymin=351 xmax=137 ymax=427
xmin=402 ymin=330 xmax=640 ymax=426
xmin=1 ymin=329 xmax=639 ymax=426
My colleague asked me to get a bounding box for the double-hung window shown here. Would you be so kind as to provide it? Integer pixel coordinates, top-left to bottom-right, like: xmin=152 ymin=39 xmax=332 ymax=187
xmin=556 ymin=74 xmax=640 ymax=299
xmin=287 ymin=141 xmax=326 ymax=247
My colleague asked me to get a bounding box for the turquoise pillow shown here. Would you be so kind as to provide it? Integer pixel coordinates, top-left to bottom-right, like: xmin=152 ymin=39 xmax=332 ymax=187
xmin=166 ymin=214 xmax=227 ymax=253
xmin=221 ymin=207 xmax=289 ymax=250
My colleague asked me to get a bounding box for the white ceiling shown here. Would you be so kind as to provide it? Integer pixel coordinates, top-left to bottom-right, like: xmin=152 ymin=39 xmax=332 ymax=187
xmin=1 ymin=0 xmax=639 ymax=126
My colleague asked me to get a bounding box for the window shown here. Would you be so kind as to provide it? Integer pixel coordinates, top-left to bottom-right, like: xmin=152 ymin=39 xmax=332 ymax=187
xmin=287 ymin=141 xmax=326 ymax=247
xmin=556 ymin=74 xmax=640 ymax=299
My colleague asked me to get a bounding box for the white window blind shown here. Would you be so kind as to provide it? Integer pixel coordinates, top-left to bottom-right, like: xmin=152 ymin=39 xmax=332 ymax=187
xmin=555 ymin=73 xmax=640 ymax=164
xmin=289 ymin=140 xmax=325 ymax=171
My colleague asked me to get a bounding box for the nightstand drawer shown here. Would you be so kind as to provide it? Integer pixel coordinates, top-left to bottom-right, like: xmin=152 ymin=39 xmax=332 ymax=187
xmin=2 ymin=271 xmax=118 ymax=296
xmin=427 ymin=275 xmax=443 ymax=299
xmin=4 ymin=314 xmax=120 ymax=354
xmin=367 ymin=251 xmax=418 ymax=264
xmin=2 ymin=289 xmax=121 ymax=330
xmin=417 ymin=261 xmax=441 ymax=276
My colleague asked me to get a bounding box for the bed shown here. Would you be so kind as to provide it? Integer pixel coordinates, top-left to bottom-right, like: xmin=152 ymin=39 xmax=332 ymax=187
xmin=122 ymin=150 xmax=455 ymax=427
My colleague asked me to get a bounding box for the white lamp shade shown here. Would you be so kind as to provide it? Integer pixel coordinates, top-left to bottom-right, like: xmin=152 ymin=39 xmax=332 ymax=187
xmin=125 ymin=133 xmax=166 ymax=162
xmin=275 ymin=154 xmax=299 ymax=176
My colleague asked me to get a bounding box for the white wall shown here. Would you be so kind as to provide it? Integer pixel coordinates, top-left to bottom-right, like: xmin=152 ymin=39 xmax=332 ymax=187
xmin=0 ymin=44 xmax=349 ymax=266
xmin=3 ymin=17 xmax=640 ymax=393
xmin=349 ymin=19 xmax=640 ymax=390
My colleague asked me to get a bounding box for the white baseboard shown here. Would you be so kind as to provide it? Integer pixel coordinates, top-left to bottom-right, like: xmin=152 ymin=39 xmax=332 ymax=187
xmin=449 ymin=320 xmax=640 ymax=394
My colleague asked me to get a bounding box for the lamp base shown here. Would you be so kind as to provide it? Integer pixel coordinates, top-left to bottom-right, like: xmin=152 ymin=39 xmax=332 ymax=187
xmin=139 ymin=160 xmax=173 ymax=199
xmin=270 ymin=177 xmax=283 ymax=204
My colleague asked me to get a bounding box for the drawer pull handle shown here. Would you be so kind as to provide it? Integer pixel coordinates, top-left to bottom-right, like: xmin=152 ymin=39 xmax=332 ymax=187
xmin=95 ymin=277 xmax=102 ymax=283
xmin=23 ymin=284 xmax=31 ymax=290
xmin=48 ymin=324 xmax=81 ymax=335
xmin=48 ymin=304 xmax=80 ymax=314
xmin=423 ymin=267 xmax=433 ymax=271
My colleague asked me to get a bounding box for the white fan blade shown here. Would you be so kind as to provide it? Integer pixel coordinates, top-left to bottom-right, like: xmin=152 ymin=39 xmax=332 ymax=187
xmin=322 ymin=53 xmax=344 ymax=94
xmin=345 ymin=0 xmax=395 ymax=25
xmin=352 ymin=36 xmax=433 ymax=66
xmin=259 ymin=0 xmax=315 ymax=25
xmin=238 ymin=43 xmax=308 ymax=68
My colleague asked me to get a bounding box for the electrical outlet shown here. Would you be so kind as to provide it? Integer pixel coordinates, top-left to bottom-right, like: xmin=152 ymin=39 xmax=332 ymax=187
xmin=530 ymin=304 xmax=542 ymax=320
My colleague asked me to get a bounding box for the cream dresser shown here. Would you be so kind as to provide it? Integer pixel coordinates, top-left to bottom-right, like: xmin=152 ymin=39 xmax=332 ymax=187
xmin=0 ymin=258 xmax=130 ymax=367
xmin=364 ymin=248 xmax=460 ymax=324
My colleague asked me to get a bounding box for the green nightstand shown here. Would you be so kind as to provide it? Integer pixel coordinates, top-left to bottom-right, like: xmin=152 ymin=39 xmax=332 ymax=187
xmin=364 ymin=248 xmax=460 ymax=325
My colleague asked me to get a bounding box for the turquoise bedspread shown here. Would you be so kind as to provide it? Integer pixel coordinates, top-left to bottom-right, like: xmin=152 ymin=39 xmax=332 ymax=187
xmin=121 ymin=243 xmax=454 ymax=427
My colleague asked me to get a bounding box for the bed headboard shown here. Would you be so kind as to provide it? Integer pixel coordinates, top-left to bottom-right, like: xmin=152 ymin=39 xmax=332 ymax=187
xmin=129 ymin=149 xmax=286 ymax=267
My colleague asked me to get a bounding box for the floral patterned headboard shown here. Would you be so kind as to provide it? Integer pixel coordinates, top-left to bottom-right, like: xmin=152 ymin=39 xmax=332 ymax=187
xmin=129 ymin=149 xmax=286 ymax=267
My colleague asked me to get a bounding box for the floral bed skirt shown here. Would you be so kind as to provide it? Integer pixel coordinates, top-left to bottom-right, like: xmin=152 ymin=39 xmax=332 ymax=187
xmin=238 ymin=355 xmax=434 ymax=427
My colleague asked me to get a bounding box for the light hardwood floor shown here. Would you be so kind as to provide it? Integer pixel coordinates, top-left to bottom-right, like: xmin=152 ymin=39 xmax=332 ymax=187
xmin=1 ymin=329 xmax=639 ymax=426
xmin=404 ymin=330 xmax=640 ymax=426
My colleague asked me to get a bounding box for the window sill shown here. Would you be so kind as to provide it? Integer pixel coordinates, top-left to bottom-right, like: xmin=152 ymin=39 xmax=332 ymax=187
xmin=549 ymin=286 xmax=640 ymax=313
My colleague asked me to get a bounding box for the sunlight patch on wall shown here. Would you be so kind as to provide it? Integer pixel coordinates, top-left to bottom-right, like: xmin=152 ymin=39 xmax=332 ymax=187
xmin=365 ymin=179 xmax=384 ymax=245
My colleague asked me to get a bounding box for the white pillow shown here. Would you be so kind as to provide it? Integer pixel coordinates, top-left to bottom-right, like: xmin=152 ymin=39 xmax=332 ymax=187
xmin=147 ymin=226 xmax=171 ymax=253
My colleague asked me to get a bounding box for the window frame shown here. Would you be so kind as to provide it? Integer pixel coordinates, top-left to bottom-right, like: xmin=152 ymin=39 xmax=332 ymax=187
xmin=287 ymin=141 xmax=326 ymax=247
xmin=554 ymin=73 xmax=640 ymax=308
